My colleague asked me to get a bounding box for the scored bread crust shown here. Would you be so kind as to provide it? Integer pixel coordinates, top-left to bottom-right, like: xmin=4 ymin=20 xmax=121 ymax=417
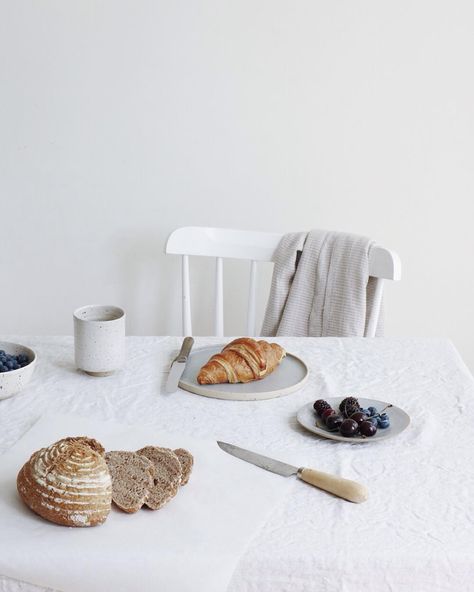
xmin=105 ymin=451 xmax=155 ymax=513
xmin=173 ymin=448 xmax=194 ymax=485
xmin=62 ymin=437 xmax=105 ymax=456
xmin=17 ymin=437 xmax=112 ymax=527
xmin=137 ymin=447 xmax=182 ymax=510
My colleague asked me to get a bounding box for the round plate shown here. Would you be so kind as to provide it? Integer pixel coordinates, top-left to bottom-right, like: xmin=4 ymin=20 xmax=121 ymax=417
xmin=179 ymin=345 xmax=308 ymax=401
xmin=297 ymin=397 xmax=410 ymax=443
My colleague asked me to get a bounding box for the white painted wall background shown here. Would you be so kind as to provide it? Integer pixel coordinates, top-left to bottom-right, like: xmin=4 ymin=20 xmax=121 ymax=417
xmin=1 ymin=1 xmax=473 ymax=369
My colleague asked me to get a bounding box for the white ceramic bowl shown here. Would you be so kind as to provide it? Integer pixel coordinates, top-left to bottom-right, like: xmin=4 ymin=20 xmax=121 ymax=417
xmin=0 ymin=341 xmax=37 ymax=400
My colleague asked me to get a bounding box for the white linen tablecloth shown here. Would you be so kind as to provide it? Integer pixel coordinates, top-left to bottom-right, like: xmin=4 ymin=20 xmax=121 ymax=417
xmin=0 ymin=413 xmax=291 ymax=592
xmin=1 ymin=336 xmax=473 ymax=592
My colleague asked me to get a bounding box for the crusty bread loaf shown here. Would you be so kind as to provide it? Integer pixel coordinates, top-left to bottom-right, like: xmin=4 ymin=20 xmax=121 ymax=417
xmin=63 ymin=436 xmax=105 ymax=456
xmin=17 ymin=437 xmax=112 ymax=527
xmin=137 ymin=447 xmax=182 ymax=510
xmin=105 ymin=451 xmax=155 ymax=513
xmin=174 ymin=448 xmax=194 ymax=485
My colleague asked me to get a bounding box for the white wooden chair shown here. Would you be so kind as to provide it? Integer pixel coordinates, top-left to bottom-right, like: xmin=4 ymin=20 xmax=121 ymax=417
xmin=165 ymin=226 xmax=401 ymax=338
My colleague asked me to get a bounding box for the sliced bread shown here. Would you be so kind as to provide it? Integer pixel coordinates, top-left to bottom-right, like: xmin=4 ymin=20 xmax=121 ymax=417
xmin=174 ymin=448 xmax=194 ymax=485
xmin=105 ymin=451 xmax=155 ymax=513
xmin=137 ymin=446 xmax=182 ymax=510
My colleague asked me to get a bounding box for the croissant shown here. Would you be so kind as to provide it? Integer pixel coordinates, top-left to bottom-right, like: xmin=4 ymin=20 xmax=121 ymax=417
xmin=197 ymin=338 xmax=286 ymax=384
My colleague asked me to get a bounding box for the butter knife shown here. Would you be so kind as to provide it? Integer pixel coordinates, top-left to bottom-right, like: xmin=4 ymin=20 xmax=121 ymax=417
xmin=165 ymin=337 xmax=194 ymax=393
xmin=217 ymin=441 xmax=368 ymax=503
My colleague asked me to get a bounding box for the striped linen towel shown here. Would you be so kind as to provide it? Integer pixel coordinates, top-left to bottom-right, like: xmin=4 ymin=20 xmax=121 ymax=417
xmin=261 ymin=229 xmax=383 ymax=337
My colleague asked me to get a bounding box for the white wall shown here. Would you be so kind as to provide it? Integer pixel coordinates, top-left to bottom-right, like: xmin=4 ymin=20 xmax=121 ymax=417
xmin=1 ymin=1 xmax=473 ymax=369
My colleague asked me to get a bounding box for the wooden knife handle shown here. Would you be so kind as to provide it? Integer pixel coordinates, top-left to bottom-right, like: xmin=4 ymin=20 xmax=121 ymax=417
xmin=297 ymin=467 xmax=368 ymax=503
xmin=176 ymin=337 xmax=194 ymax=362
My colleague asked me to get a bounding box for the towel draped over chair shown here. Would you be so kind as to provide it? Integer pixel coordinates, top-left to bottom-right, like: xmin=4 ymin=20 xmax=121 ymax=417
xmin=261 ymin=230 xmax=383 ymax=337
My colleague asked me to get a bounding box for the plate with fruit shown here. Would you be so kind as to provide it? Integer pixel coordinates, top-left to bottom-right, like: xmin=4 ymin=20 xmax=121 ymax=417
xmin=297 ymin=396 xmax=410 ymax=443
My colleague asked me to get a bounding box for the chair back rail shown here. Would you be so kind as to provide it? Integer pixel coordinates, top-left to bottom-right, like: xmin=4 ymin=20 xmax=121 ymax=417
xmin=166 ymin=226 xmax=401 ymax=337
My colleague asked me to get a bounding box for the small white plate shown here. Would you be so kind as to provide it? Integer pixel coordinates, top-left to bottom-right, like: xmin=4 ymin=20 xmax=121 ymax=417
xmin=297 ymin=397 xmax=410 ymax=443
xmin=179 ymin=345 xmax=308 ymax=401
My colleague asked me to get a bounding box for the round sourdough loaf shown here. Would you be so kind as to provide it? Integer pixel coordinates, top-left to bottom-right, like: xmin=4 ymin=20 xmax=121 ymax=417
xmin=17 ymin=437 xmax=112 ymax=527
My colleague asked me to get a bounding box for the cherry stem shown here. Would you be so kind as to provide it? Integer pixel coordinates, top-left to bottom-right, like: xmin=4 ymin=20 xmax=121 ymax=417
xmin=373 ymin=403 xmax=392 ymax=417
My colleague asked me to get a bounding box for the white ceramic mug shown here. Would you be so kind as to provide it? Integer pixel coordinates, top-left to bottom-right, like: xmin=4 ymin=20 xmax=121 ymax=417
xmin=73 ymin=305 xmax=125 ymax=376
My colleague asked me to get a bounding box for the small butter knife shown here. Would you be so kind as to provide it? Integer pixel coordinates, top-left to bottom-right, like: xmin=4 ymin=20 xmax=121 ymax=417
xmin=217 ymin=441 xmax=368 ymax=503
xmin=165 ymin=337 xmax=194 ymax=393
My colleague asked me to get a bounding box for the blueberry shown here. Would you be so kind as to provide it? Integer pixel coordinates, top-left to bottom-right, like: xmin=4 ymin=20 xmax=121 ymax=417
xmin=0 ymin=352 xmax=29 ymax=372
xmin=360 ymin=408 xmax=370 ymax=415
xmin=367 ymin=406 xmax=378 ymax=417
xmin=377 ymin=414 xmax=390 ymax=429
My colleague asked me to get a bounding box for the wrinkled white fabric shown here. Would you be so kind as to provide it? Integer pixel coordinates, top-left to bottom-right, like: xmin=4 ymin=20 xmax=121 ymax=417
xmin=262 ymin=230 xmax=383 ymax=337
xmin=0 ymin=413 xmax=289 ymax=592
xmin=0 ymin=336 xmax=473 ymax=592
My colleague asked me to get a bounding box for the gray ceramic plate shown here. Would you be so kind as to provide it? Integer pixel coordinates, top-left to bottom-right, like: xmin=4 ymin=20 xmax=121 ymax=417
xmin=179 ymin=345 xmax=308 ymax=401
xmin=297 ymin=397 xmax=410 ymax=443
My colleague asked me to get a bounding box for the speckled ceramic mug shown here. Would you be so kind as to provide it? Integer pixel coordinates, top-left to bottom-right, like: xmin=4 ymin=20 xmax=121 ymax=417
xmin=73 ymin=305 xmax=125 ymax=376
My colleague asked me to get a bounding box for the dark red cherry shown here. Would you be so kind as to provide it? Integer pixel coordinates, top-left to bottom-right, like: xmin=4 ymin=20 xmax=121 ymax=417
xmin=340 ymin=419 xmax=359 ymax=437
xmin=321 ymin=408 xmax=335 ymax=423
xmin=359 ymin=421 xmax=377 ymax=437
xmin=350 ymin=411 xmax=368 ymax=425
xmin=325 ymin=414 xmax=344 ymax=431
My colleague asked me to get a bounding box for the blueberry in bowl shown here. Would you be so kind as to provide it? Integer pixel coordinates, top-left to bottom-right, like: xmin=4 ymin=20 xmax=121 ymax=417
xmin=0 ymin=342 xmax=37 ymax=400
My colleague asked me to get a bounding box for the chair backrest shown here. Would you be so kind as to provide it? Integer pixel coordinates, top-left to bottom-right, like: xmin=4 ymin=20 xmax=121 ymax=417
xmin=165 ymin=226 xmax=401 ymax=338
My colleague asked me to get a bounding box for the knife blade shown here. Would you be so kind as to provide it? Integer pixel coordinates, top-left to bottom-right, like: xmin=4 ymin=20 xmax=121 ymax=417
xmin=165 ymin=336 xmax=194 ymax=393
xmin=217 ymin=441 xmax=368 ymax=503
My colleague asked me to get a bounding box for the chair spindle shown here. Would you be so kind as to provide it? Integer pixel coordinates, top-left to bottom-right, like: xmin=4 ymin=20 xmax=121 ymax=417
xmin=365 ymin=278 xmax=384 ymax=338
xmin=247 ymin=260 xmax=257 ymax=336
xmin=214 ymin=257 xmax=224 ymax=337
xmin=182 ymin=255 xmax=192 ymax=336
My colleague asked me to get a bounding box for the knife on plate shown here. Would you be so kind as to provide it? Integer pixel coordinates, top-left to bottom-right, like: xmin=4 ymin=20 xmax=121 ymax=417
xmin=165 ymin=337 xmax=194 ymax=393
xmin=217 ymin=441 xmax=368 ymax=503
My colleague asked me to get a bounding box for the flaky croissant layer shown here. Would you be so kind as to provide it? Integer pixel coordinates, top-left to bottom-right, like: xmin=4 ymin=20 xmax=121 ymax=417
xmin=197 ymin=338 xmax=286 ymax=385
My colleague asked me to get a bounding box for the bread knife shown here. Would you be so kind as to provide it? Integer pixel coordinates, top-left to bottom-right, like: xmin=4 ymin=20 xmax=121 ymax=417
xmin=217 ymin=441 xmax=368 ymax=503
xmin=165 ymin=337 xmax=194 ymax=393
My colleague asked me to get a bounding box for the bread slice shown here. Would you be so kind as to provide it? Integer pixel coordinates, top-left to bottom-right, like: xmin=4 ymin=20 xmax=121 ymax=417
xmin=137 ymin=447 xmax=182 ymax=510
xmin=174 ymin=448 xmax=194 ymax=485
xmin=105 ymin=451 xmax=155 ymax=513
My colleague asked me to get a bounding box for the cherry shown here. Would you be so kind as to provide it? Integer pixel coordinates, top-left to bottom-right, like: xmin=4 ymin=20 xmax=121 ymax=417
xmin=350 ymin=411 xmax=369 ymax=425
xmin=321 ymin=408 xmax=335 ymax=422
xmin=340 ymin=419 xmax=359 ymax=437
xmin=325 ymin=414 xmax=344 ymax=431
xmin=359 ymin=420 xmax=377 ymax=437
